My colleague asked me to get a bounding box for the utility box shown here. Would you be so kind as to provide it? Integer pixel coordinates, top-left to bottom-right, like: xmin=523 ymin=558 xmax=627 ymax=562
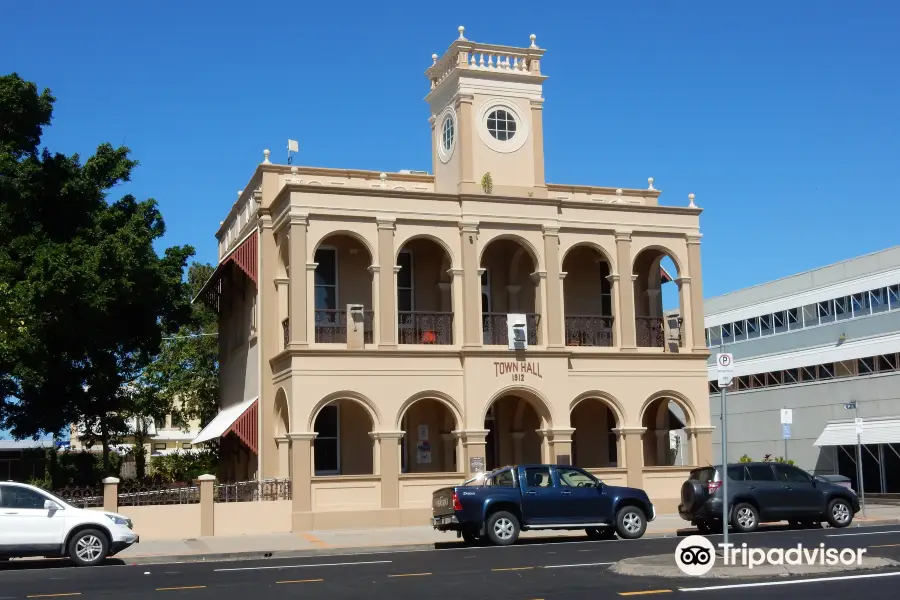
xmin=346 ymin=304 xmax=366 ymax=350
xmin=506 ymin=313 xmax=527 ymax=350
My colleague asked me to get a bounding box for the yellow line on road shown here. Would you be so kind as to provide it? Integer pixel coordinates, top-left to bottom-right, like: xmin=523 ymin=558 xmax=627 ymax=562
xmin=299 ymin=531 xmax=330 ymax=548
xmin=871 ymin=543 xmax=900 ymax=548
xmin=156 ymin=586 xmax=207 ymax=591
xmin=619 ymin=591 xmax=673 ymax=596
xmin=388 ymin=572 xmax=432 ymax=578
xmin=27 ymin=595 xmax=82 ymax=599
xmin=491 ymin=566 xmax=534 ymax=572
xmin=276 ymin=578 xmax=323 ymax=584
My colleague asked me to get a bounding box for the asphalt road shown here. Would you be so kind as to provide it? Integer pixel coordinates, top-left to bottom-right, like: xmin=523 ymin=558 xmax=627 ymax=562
xmin=3 ymin=524 xmax=900 ymax=599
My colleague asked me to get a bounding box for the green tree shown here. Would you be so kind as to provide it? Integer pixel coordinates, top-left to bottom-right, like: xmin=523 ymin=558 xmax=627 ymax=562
xmin=0 ymin=73 xmax=194 ymax=473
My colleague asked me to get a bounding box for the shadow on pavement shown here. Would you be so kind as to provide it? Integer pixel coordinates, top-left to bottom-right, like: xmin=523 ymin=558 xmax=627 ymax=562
xmin=0 ymin=557 xmax=126 ymax=571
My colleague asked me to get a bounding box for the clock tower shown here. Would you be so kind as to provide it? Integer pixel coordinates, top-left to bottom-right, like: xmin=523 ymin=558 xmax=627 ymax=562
xmin=425 ymin=26 xmax=548 ymax=198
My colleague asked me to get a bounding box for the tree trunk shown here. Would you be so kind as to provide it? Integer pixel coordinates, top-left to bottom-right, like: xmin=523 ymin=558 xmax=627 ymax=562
xmin=100 ymin=418 xmax=112 ymax=476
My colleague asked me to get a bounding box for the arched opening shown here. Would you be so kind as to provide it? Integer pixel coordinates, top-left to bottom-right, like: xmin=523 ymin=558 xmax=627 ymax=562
xmin=633 ymin=247 xmax=683 ymax=349
xmin=395 ymin=237 xmax=454 ymax=345
xmin=483 ymin=394 xmax=551 ymax=470
xmin=562 ymin=245 xmax=614 ymax=347
xmin=313 ymin=233 xmax=374 ymax=344
xmin=641 ymin=396 xmax=692 ymax=466
xmin=312 ymin=398 xmax=374 ymax=475
xmin=274 ymin=389 xmax=291 ymax=479
xmin=480 ymin=237 xmax=540 ymax=345
xmin=277 ymin=235 xmax=290 ymax=349
xmin=571 ymin=398 xmax=619 ymax=467
xmin=399 ymin=398 xmax=458 ymax=473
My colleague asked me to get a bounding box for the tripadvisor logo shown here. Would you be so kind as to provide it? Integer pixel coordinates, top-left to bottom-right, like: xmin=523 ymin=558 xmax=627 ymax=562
xmin=674 ymin=535 xmax=867 ymax=577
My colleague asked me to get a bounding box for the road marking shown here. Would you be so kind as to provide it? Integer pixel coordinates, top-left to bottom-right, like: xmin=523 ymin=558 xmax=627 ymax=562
xmin=299 ymin=532 xmax=329 ymax=548
xmin=388 ymin=572 xmax=432 ymax=578
xmin=542 ymin=562 xmax=615 ymax=568
xmin=156 ymin=586 xmax=207 ymax=592
xmin=276 ymin=579 xmax=323 ymax=584
xmin=678 ymin=570 xmax=900 ymax=591
xmin=826 ymin=529 xmax=900 ymax=537
xmin=26 ymin=595 xmax=82 ymax=599
xmin=492 ymin=566 xmax=534 ymax=572
xmin=214 ymin=559 xmax=392 ymax=572
xmin=618 ymin=591 xmax=672 ymax=596
xmin=870 ymin=543 xmax=900 ymax=548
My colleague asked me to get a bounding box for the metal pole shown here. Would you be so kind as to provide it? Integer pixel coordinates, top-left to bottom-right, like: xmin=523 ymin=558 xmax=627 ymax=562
xmin=784 ymin=406 xmax=788 ymax=463
xmin=856 ymin=403 xmax=867 ymax=520
xmin=720 ymin=339 xmax=729 ymax=546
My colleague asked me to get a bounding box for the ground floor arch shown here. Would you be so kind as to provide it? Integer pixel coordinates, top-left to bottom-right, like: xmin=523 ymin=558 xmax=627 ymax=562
xmin=641 ymin=394 xmax=695 ymax=466
xmin=483 ymin=392 xmax=552 ymax=470
xmin=398 ymin=397 xmax=459 ymax=473
xmin=311 ymin=398 xmax=375 ymax=475
xmin=570 ymin=397 xmax=621 ymax=468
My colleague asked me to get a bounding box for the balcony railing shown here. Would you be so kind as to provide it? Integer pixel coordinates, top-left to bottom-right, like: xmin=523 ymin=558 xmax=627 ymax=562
xmin=282 ymin=318 xmax=289 ymax=349
xmin=398 ymin=311 xmax=454 ymax=345
xmin=564 ymin=315 xmax=614 ymax=347
xmin=482 ymin=313 xmax=541 ymax=346
xmin=315 ymin=309 xmax=374 ymax=344
xmin=636 ymin=316 xmax=665 ymax=348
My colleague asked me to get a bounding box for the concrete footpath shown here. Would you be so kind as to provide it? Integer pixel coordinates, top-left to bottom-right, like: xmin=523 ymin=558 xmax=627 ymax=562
xmin=112 ymin=503 xmax=900 ymax=565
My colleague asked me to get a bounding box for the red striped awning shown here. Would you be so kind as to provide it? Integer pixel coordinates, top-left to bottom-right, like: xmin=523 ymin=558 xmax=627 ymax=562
xmin=227 ymin=398 xmax=258 ymax=455
xmin=196 ymin=230 xmax=258 ymax=312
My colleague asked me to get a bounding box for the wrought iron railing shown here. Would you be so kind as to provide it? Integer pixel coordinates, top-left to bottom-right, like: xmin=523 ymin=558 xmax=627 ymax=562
xmin=117 ymin=482 xmax=200 ymax=506
xmin=398 ymin=311 xmax=453 ymax=345
xmin=315 ymin=309 xmax=375 ymax=344
xmin=282 ymin=318 xmax=290 ymax=349
xmin=636 ymin=316 xmax=665 ymax=348
xmin=482 ymin=313 xmax=540 ymax=346
xmin=214 ymin=478 xmax=292 ymax=503
xmin=564 ymin=315 xmax=614 ymax=347
xmin=55 ymin=486 xmax=103 ymax=508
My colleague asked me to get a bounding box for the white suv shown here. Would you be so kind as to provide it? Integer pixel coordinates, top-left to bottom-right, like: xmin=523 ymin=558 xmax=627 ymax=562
xmin=0 ymin=481 xmax=140 ymax=566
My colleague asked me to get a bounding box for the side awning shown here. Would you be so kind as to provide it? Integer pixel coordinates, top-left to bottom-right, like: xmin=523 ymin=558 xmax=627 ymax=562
xmin=193 ymin=230 xmax=259 ymax=312
xmin=191 ymin=397 xmax=259 ymax=454
xmin=814 ymin=417 xmax=900 ymax=447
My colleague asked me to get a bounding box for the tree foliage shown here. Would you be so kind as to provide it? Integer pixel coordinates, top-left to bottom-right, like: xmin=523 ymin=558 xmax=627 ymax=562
xmin=0 ymin=72 xmax=194 ymax=472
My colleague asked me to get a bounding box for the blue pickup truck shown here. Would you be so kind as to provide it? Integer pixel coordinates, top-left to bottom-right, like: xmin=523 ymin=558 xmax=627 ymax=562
xmin=431 ymin=464 xmax=656 ymax=546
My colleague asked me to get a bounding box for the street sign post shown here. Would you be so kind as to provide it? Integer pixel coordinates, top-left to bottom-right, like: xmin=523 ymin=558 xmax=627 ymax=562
xmin=716 ymin=351 xmax=733 ymax=546
xmin=781 ymin=408 xmax=793 ymax=460
xmin=844 ymin=402 xmax=866 ymax=519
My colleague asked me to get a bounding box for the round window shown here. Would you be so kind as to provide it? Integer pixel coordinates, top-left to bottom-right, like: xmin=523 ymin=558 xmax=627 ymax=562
xmin=486 ymin=109 xmax=517 ymax=141
xmin=441 ymin=116 xmax=454 ymax=153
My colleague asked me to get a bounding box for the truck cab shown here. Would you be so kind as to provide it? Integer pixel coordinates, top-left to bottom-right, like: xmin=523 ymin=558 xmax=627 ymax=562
xmin=432 ymin=464 xmax=655 ymax=546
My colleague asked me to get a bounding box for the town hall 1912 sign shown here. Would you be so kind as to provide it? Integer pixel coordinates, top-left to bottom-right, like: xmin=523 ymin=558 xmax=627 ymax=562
xmin=494 ymin=361 xmax=543 ymax=382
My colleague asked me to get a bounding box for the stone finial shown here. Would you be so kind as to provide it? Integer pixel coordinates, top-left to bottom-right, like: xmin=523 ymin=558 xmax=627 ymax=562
xmin=432 ymin=53 xmax=438 ymax=65
xmin=530 ymin=34 xmax=537 ymax=49
xmin=648 ymin=177 xmax=655 ymax=190
xmin=458 ymin=26 xmax=466 ymax=40
xmin=238 ymin=190 xmax=243 ymax=196
xmin=291 ymin=166 xmax=299 ymax=174
xmin=380 ymin=172 xmax=387 ymax=187
xmin=616 ymin=188 xmax=623 ymax=196
xmin=263 ymin=149 xmax=271 ymax=164
xmin=688 ymin=193 xmax=697 ymax=208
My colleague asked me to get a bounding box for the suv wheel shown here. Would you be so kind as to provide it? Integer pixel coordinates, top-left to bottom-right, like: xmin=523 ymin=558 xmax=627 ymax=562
xmin=731 ymin=503 xmax=759 ymax=533
xmin=68 ymin=529 xmax=109 ymax=567
xmin=615 ymin=506 xmax=647 ymax=539
xmin=486 ymin=511 xmax=520 ymax=546
xmin=827 ymin=498 xmax=853 ymax=528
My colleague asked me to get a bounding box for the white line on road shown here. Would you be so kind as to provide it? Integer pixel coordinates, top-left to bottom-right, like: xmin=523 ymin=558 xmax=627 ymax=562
xmin=678 ymin=570 xmax=900 ymax=592
xmin=214 ymin=560 xmax=392 ymax=572
xmin=826 ymin=529 xmax=900 ymax=537
xmin=542 ymin=562 xmax=615 ymax=569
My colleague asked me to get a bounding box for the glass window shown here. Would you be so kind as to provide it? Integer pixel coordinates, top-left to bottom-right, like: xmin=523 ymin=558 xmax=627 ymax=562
xmin=397 ymin=251 xmax=413 ymax=313
xmin=494 ymin=469 xmax=515 ymax=487
xmin=486 ymin=109 xmax=517 ymax=141
xmin=801 ymin=304 xmax=817 ymax=327
xmin=871 ymin=288 xmax=888 ymax=314
xmin=787 ymin=308 xmax=800 ymax=329
xmin=759 ymin=314 xmax=772 ymax=336
xmin=852 ymin=292 xmax=870 ymax=316
xmin=153 ymin=443 xmax=166 ymax=453
xmin=818 ymin=300 xmax=834 ymax=323
xmin=745 ymin=464 xmax=777 ymax=481
xmin=524 ymin=466 xmax=552 ymax=488
xmin=835 ymin=296 xmax=851 ymax=321
xmin=314 ymin=404 xmax=339 ymax=474
xmin=0 ymin=485 xmax=48 ymax=509
xmin=889 ymin=285 xmax=899 ymax=309
xmin=732 ymin=320 xmax=745 ymax=341
xmin=707 ymin=325 xmax=721 ymax=346
xmin=314 ymin=248 xmax=337 ymax=311
xmin=726 ymin=465 xmax=746 ymax=481
xmin=558 ymin=468 xmax=597 ymax=488
xmin=773 ymin=464 xmax=811 ymax=484
xmin=441 ymin=116 xmax=454 ymax=152
xmin=746 ymin=317 xmax=759 ymax=339
xmin=721 ymin=323 xmax=733 ymax=341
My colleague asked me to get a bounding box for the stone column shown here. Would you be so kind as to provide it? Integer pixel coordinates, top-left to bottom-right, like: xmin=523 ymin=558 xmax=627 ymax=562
xmin=686 ymin=234 xmax=706 ymax=352
xmin=371 ymin=431 xmax=404 ymax=509
xmin=441 ymin=433 xmax=457 ymax=471
xmin=276 ymin=277 xmax=289 ymax=350
xmin=275 ymin=437 xmax=290 ymax=478
xmin=459 ymin=222 xmax=482 ymax=347
xmin=537 ymin=429 xmax=552 ymax=463
xmin=530 ymin=99 xmax=547 ymax=196
xmin=306 ymin=262 xmax=319 ymax=342
xmin=289 ymin=215 xmax=309 ymax=346
xmin=548 ymin=428 xmax=575 ymax=465
xmin=674 ymin=277 xmax=695 ymax=350
xmin=685 ymin=426 xmax=715 ymax=466
xmin=456 ymin=94 xmax=475 ymax=192
xmin=541 ymin=225 xmax=564 ymax=347
xmin=259 ymin=215 xmax=278 ymax=477
xmin=613 ymin=427 xmax=646 ymax=489
xmin=376 ymin=219 xmax=397 ymax=347
xmin=506 ymin=284 xmax=521 ymax=312
xmin=531 ymin=271 xmax=548 ymax=345
xmin=606 ymin=274 xmax=622 ymax=347
xmin=102 ymin=477 xmax=119 ymax=513
xmin=197 ymin=474 xmax=216 ymax=537
xmin=288 ymin=432 xmax=316 ymax=530
xmin=614 ymin=231 xmax=637 ymax=350
xmin=456 ymin=429 xmax=489 ymax=474
xmin=446 ymin=269 xmax=464 ymax=346
xmin=656 ymin=430 xmax=670 ymax=465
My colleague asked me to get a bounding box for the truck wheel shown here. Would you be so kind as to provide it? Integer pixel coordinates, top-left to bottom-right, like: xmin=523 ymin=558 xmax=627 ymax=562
xmin=615 ymin=506 xmax=647 ymax=539
xmin=67 ymin=529 xmax=109 ymax=567
xmin=486 ymin=511 xmax=520 ymax=546
xmin=731 ymin=503 xmax=759 ymax=533
xmin=826 ymin=498 xmax=853 ymax=528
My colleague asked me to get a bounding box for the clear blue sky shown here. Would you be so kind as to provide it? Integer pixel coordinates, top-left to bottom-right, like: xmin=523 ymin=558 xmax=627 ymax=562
xmin=2 ymin=2 xmax=898 ymax=297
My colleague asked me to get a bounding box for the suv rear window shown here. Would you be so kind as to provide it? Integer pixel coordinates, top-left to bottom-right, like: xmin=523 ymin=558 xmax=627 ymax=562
xmin=691 ymin=468 xmax=716 ymax=483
